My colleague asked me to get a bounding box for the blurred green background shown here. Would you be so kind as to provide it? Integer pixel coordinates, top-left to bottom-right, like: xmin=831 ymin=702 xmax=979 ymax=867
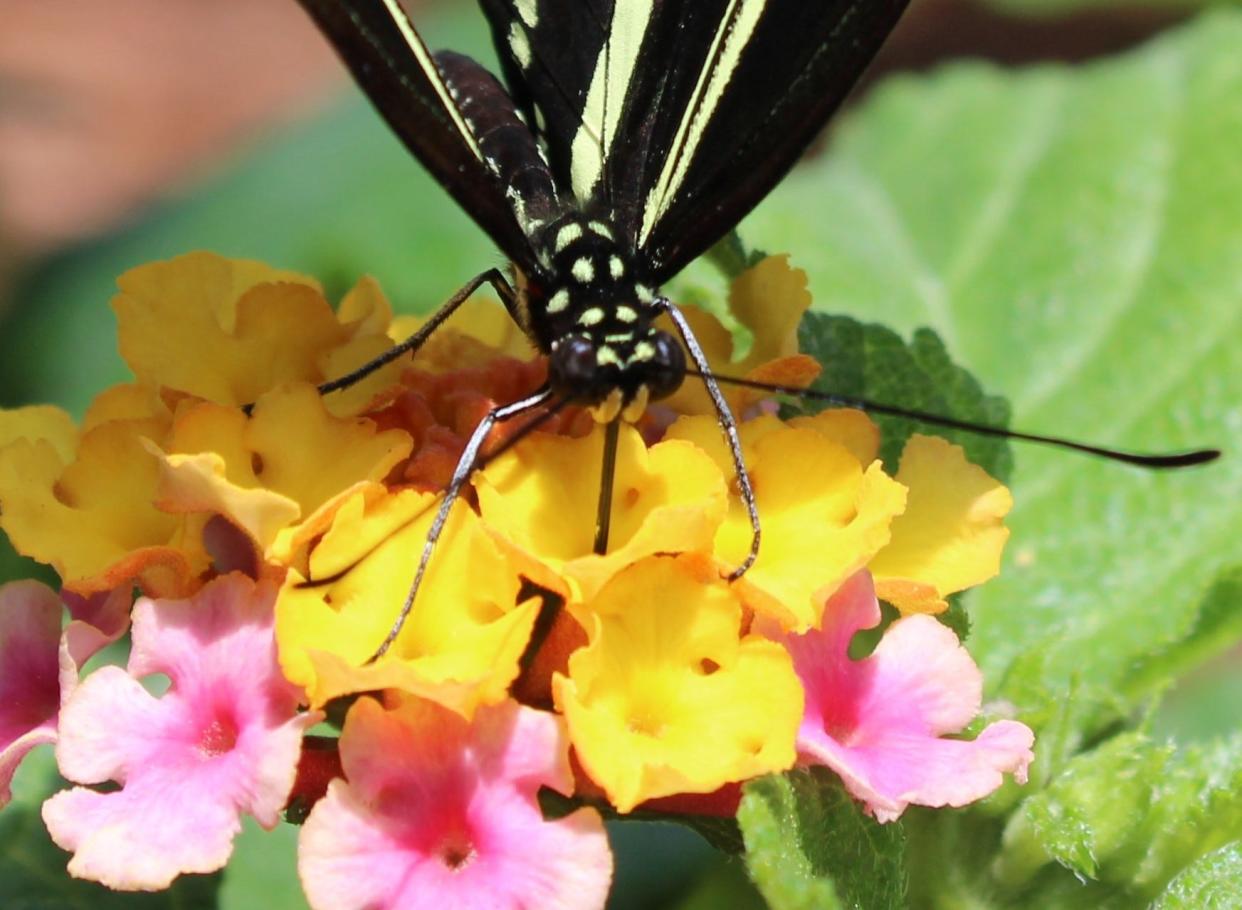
xmin=1 ymin=0 xmax=1239 ymax=907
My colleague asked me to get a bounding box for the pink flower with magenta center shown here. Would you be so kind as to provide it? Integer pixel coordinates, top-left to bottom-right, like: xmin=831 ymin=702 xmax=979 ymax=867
xmin=770 ymin=571 xmax=1034 ymax=823
xmin=298 ymin=695 xmax=612 ymax=910
xmin=42 ymin=573 xmax=319 ymax=890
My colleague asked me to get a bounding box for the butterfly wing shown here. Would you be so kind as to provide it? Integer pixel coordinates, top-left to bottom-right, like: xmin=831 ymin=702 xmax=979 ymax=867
xmin=297 ymin=0 xmax=550 ymax=268
xmin=482 ymin=0 xmax=910 ymax=281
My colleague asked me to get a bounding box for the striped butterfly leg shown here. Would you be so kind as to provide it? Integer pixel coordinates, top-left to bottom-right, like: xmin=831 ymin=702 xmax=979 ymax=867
xmin=317 ymin=267 xmax=517 ymax=398
xmin=658 ymin=298 xmax=761 ymax=580
xmin=369 ymin=386 xmax=555 ymax=661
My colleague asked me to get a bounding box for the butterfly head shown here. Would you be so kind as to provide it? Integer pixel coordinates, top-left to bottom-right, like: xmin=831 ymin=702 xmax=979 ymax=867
xmin=535 ymin=214 xmax=685 ymax=418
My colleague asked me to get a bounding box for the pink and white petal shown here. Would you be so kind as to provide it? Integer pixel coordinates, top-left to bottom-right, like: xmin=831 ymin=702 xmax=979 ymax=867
xmin=45 ymin=573 xmax=318 ymax=889
xmin=59 ymin=586 xmax=135 ymax=710
xmin=62 ymin=585 xmax=132 ymax=643
xmin=302 ymin=698 xmax=612 ymax=910
xmin=800 ymin=720 xmax=1035 ymax=823
xmin=299 ymin=777 xmax=611 ymax=910
xmin=127 ymin=574 xmax=288 ymax=697
xmin=774 ymin=571 xmax=881 ymax=735
xmin=53 ymin=666 xmax=165 ymax=785
xmin=43 ymin=770 xmax=242 ymax=890
xmin=473 ymin=702 xmax=575 ymax=795
xmin=851 ymin=615 xmax=984 ymax=739
xmin=336 ymin=696 xmax=467 ymax=805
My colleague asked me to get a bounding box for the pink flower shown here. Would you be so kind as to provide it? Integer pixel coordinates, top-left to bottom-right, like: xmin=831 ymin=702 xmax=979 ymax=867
xmin=42 ymin=573 xmax=319 ymax=890
xmin=298 ymin=696 xmax=612 ymax=910
xmin=771 ymin=571 xmax=1034 ymax=823
xmin=0 ymin=580 xmax=129 ymax=807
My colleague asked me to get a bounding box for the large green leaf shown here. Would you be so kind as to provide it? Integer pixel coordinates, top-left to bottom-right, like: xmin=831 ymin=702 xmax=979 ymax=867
xmin=745 ymin=10 xmax=1242 ymax=744
xmin=738 ymin=769 xmax=905 ymax=910
xmin=994 ymin=733 xmax=1242 ymax=903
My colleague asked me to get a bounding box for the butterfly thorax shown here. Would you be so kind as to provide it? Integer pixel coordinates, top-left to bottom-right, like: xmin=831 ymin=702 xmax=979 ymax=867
xmin=520 ymin=212 xmax=685 ymax=419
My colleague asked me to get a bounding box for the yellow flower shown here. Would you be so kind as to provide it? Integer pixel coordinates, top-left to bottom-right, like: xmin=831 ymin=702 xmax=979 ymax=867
xmin=275 ymin=490 xmax=564 ymax=715
xmin=555 ymin=554 xmax=801 ymax=812
xmin=0 ymin=393 xmax=204 ymax=597
xmin=114 ymin=252 xmax=408 ymax=415
xmin=151 ymin=382 xmax=412 ymax=564
xmin=666 ymin=413 xmax=907 ymax=631
xmin=475 ymin=424 xmax=728 ymax=603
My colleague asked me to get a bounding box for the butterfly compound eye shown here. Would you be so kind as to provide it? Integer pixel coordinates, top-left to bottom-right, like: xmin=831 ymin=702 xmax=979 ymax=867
xmin=549 ymin=335 xmax=602 ymax=400
xmin=644 ymin=331 xmax=686 ymax=402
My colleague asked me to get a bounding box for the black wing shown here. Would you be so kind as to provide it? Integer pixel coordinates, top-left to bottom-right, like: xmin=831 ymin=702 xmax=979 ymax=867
xmin=481 ymin=0 xmax=910 ymax=280
xmin=297 ymin=0 xmax=556 ymax=268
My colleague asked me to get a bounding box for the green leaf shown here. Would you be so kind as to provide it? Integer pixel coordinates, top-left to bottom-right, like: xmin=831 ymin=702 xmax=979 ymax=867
xmin=0 ymin=747 xmax=222 ymax=909
xmin=1152 ymin=841 xmax=1242 ymax=909
xmin=745 ymin=9 xmax=1242 ymax=744
xmin=738 ymin=768 xmax=905 ymax=910
xmin=795 ymin=312 xmax=1013 ymax=480
xmin=996 ymin=733 xmax=1242 ymax=901
xmin=218 ymin=820 xmax=307 ymax=910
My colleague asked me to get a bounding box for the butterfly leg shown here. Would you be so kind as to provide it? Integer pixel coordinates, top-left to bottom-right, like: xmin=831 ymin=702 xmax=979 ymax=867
xmin=659 ymin=298 xmax=761 ymax=580
xmin=317 ymin=267 xmax=516 ymax=397
xmin=368 ymin=385 xmax=554 ymax=661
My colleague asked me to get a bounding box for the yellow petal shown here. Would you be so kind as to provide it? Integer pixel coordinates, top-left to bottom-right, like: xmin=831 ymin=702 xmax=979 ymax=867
xmin=476 ymin=425 xmax=727 ymax=602
xmin=555 ymin=554 xmax=801 ymax=812
xmin=276 ymin=491 xmax=555 ymax=715
xmin=788 ymin=409 xmax=882 ymax=467
xmin=114 ymin=252 xmax=347 ymax=406
xmin=0 ymin=414 xmax=204 ymax=596
xmin=667 ymin=415 xmax=906 ymax=631
xmin=729 ymin=255 xmax=811 ymax=376
xmin=151 ymin=384 xmax=411 ymax=561
xmin=0 ymin=405 xmax=77 ymax=462
xmin=660 ymin=256 xmax=814 ymax=416
xmin=870 ymin=435 xmax=1012 ymax=614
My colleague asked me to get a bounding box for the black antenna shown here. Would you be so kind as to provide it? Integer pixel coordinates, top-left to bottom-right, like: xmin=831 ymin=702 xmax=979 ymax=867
xmin=687 ymin=370 xmax=1221 ymax=469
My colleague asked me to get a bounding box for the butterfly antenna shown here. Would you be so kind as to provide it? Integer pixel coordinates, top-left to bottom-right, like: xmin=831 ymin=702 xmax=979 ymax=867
xmin=687 ymin=371 xmax=1221 ymax=469
xmin=661 ymin=300 xmax=761 ymax=579
xmin=594 ymin=418 xmax=621 ymax=555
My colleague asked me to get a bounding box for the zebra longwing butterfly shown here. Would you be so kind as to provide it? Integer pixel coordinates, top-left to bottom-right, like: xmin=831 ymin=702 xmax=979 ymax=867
xmin=296 ymin=0 xmax=1218 ymax=654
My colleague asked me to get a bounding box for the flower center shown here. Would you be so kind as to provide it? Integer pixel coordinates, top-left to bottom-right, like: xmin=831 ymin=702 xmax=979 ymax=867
xmin=438 ymin=836 xmax=477 ymax=872
xmin=197 ymin=715 xmax=239 ymax=757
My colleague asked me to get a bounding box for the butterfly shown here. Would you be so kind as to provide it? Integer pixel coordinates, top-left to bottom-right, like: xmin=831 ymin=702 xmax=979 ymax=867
xmin=295 ymin=0 xmax=1218 ymax=654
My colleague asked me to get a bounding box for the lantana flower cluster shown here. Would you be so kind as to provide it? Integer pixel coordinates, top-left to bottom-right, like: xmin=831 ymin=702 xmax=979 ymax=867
xmin=0 ymin=252 xmax=1033 ymax=907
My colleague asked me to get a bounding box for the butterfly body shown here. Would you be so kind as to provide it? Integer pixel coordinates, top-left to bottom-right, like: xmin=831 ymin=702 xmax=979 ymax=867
xmin=298 ymin=0 xmax=911 ymax=410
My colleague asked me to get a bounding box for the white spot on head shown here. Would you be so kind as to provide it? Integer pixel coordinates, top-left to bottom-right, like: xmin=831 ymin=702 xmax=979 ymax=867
xmin=630 ymin=341 xmax=656 ymax=363
xmin=509 ymin=23 xmax=532 ymax=68
xmin=596 ymin=346 xmax=622 ymax=367
xmin=609 ymin=256 xmax=625 ymax=280
xmin=556 ymin=222 xmax=583 ymax=252
xmin=636 ymin=284 xmax=655 ymax=304
xmin=579 ymin=308 xmax=605 ymax=327
xmin=547 ymin=289 xmax=570 ymax=314
xmin=572 ymin=258 xmax=596 ymax=283
xmin=605 ymin=332 xmax=633 ymax=343
xmin=616 ymin=306 xmax=638 ymax=323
